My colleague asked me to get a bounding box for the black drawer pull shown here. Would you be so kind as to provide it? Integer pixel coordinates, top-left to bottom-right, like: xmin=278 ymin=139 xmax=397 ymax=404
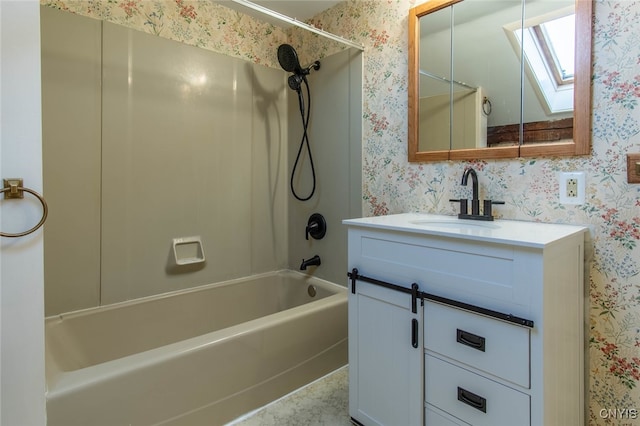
xmin=411 ymin=319 xmax=419 ymax=348
xmin=457 ymin=387 xmax=487 ymax=413
xmin=456 ymin=329 xmax=486 ymax=352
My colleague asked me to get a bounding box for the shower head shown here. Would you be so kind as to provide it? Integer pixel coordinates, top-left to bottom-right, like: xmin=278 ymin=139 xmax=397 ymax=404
xmin=277 ymin=44 xmax=321 ymax=76
xmin=278 ymin=44 xmax=302 ymax=74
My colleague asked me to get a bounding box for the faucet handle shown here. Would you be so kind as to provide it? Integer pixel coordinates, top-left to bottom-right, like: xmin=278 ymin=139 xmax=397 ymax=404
xmin=305 ymin=213 xmax=327 ymax=241
xmin=305 ymin=222 xmax=318 ymax=240
xmin=483 ymin=200 xmax=505 ymax=219
xmin=449 ymin=199 xmax=468 ymax=216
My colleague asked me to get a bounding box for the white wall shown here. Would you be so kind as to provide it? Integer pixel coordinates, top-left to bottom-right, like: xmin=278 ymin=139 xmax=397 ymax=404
xmin=0 ymin=0 xmax=47 ymax=424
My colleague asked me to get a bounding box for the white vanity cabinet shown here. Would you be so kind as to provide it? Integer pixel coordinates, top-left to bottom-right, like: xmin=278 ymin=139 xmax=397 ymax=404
xmin=344 ymin=214 xmax=587 ymax=426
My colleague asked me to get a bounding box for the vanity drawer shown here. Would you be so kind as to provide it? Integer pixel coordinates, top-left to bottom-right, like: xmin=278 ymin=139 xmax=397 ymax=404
xmin=425 ymin=355 xmax=530 ymax=426
xmin=347 ymin=228 xmax=534 ymax=316
xmin=424 ymin=300 xmax=530 ymax=388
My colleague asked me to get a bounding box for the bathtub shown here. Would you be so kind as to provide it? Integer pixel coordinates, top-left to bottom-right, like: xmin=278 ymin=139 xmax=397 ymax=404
xmin=45 ymin=270 xmax=348 ymax=426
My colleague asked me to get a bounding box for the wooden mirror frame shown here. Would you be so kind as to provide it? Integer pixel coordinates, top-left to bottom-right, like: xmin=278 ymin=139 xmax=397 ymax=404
xmin=408 ymin=0 xmax=592 ymax=162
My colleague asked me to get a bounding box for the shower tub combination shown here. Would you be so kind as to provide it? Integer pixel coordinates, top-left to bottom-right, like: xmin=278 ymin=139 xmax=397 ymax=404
xmin=45 ymin=270 xmax=348 ymax=426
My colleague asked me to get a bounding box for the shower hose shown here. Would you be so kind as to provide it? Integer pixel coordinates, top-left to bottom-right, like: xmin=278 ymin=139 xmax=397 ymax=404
xmin=290 ymin=76 xmax=316 ymax=201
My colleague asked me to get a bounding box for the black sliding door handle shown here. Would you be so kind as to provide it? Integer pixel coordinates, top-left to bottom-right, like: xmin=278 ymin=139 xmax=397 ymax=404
xmin=411 ymin=319 xmax=419 ymax=348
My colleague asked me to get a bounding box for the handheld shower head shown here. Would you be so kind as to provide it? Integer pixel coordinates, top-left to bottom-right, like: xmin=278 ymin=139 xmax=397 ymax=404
xmin=288 ymin=74 xmax=304 ymax=92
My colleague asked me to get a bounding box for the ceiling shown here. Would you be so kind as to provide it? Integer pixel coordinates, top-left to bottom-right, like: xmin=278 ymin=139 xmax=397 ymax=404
xmin=213 ymin=0 xmax=343 ymax=27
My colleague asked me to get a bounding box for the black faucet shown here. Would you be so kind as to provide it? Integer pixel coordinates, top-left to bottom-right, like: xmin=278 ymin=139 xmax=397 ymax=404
xmin=450 ymin=167 xmax=504 ymax=221
xmin=461 ymin=167 xmax=480 ymax=216
xmin=300 ymin=255 xmax=321 ymax=270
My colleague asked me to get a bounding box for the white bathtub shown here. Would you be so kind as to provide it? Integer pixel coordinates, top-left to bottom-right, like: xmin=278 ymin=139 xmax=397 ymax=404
xmin=45 ymin=270 xmax=348 ymax=426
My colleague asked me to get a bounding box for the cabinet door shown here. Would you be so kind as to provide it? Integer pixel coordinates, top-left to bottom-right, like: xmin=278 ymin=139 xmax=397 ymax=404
xmin=349 ymin=280 xmax=423 ymax=426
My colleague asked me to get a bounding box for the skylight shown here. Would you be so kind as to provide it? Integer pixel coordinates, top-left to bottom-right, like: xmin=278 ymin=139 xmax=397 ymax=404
xmin=504 ymin=7 xmax=575 ymax=115
xmin=535 ymin=14 xmax=575 ymax=84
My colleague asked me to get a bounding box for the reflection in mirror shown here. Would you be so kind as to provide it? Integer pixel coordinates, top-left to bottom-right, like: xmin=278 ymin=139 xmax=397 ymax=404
xmin=408 ymin=0 xmax=592 ymax=162
xmin=515 ymin=8 xmax=576 ymax=116
xmin=419 ymin=6 xmax=452 ymax=151
xmin=450 ymin=0 xmax=522 ymax=150
xmin=508 ymin=1 xmax=575 ymax=146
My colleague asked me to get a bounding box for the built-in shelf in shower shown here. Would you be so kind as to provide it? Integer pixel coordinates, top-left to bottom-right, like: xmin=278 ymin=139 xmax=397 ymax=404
xmin=172 ymin=236 xmax=205 ymax=265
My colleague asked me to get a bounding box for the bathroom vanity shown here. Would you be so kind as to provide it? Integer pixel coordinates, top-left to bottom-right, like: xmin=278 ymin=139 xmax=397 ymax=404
xmin=344 ymin=214 xmax=587 ymax=426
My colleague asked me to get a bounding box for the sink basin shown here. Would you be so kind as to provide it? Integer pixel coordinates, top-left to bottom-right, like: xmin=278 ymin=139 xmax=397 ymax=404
xmin=408 ymin=218 xmax=500 ymax=230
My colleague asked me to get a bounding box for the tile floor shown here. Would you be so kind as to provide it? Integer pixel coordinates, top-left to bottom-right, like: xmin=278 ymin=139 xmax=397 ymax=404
xmin=228 ymin=366 xmax=351 ymax=426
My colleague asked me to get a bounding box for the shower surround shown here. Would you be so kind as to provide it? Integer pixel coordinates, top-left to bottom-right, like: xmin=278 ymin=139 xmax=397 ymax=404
xmin=41 ymin=5 xmax=290 ymax=314
xmin=42 ymin=0 xmax=361 ymax=314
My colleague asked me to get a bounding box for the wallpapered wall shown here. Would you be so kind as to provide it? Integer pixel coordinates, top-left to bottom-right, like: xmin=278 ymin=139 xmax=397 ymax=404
xmin=42 ymin=0 xmax=639 ymax=423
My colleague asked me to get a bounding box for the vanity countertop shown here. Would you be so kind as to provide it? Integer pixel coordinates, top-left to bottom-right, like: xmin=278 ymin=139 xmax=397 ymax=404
xmin=343 ymin=213 xmax=588 ymax=248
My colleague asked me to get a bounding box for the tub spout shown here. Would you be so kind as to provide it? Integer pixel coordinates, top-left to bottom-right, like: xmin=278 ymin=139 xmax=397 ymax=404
xmin=300 ymin=255 xmax=321 ymax=270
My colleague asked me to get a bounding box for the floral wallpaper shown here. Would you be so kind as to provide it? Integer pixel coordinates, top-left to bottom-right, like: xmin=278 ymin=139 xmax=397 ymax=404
xmin=41 ymin=0 xmax=639 ymax=423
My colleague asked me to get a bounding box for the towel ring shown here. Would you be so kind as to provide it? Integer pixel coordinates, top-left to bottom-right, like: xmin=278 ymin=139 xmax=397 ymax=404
xmin=0 ymin=182 xmax=48 ymax=238
xmin=482 ymin=97 xmax=492 ymax=116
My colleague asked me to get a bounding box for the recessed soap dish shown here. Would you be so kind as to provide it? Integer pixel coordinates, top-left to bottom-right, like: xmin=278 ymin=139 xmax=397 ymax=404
xmin=172 ymin=236 xmax=205 ymax=265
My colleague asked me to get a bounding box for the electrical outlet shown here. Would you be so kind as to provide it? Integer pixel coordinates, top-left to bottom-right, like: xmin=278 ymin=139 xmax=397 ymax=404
xmin=566 ymin=178 xmax=578 ymax=197
xmin=559 ymin=172 xmax=585 ymax=205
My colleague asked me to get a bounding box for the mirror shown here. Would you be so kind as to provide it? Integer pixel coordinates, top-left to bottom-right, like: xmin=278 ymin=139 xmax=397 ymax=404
xmin=408 ymin=0 xmax=592 ymax=162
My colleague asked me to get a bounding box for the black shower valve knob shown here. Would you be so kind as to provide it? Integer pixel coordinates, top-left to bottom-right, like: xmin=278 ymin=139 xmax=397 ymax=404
xmin=306 ymin=213 xmax=327 ymax=240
